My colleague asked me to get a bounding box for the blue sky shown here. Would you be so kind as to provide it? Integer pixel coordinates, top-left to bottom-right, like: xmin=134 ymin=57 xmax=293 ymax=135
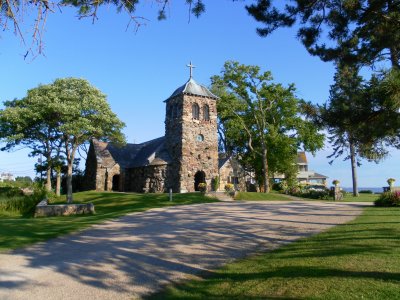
xmin=0 ymin=1 xmax=398 ymax=188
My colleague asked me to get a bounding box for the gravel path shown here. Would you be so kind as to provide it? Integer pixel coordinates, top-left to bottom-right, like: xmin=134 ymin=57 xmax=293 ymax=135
xmin=0 ymin=201 xmax=370 ymax=300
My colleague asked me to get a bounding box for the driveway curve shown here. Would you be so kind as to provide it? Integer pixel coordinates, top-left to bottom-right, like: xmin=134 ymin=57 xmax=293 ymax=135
xmin=0 ymin=201 xmax=370 ymax=300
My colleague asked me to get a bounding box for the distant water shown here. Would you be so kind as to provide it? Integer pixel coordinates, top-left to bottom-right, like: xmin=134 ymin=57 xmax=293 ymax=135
xmin=342 ymin=187 xmax=383 ymax=194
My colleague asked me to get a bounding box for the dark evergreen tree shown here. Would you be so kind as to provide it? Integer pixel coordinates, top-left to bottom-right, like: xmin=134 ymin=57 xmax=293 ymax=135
xmin=246 ymin=0 xmax=400 ymax=68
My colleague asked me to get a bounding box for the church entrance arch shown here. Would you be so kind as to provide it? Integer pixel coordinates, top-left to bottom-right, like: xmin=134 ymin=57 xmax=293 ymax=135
xmin=112 ymin=175 xmax=120 ymax=191
xmin=194 ymin=171 xmax=206 ymax=191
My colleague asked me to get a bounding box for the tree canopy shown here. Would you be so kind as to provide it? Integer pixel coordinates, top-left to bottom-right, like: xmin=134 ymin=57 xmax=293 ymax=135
xmin=4 ymin=0 xmax=399 ymax=67
xmin=246 ymin=0 xmax=400 ymax=69
xmin=319 ymin=66 xmax=380 ymax=196
xmin=0 ymin=78 xmax=126 ymax=202
xmin=212 ymin=61 xmax=324 ymax=192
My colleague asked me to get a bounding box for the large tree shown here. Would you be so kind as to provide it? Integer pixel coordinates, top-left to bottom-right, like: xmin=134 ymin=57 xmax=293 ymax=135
xmin=212 ymin=61 xmax=324 ymax=192
xmin=43 ymin=78 xmax=126 ymax=202
xmin=318 ymin=66 xmax=382 ymax=196
xmin=0 ymin=78 xmax=126 ymax=202
xmin=246 ymin=1 xmax=400 ymax=158
xmin=0 ymin=87 xmax=61 ymax=191
xmin=3 ymin=0 xmax=400 ymax=67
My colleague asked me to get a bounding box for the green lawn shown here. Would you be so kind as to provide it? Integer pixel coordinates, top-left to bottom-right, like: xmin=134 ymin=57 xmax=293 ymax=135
xmin=149 ymin=206 xmax=400 ymax=300
xmin=235 ymin=191 xmax=380 ymax=202
xmin=235 ymin=191 xmax=293 ymax=201
xmin=0 ymin=191 xmax=217 ymax=252
xmin=343 ymin=193 xmax=379 ymax=202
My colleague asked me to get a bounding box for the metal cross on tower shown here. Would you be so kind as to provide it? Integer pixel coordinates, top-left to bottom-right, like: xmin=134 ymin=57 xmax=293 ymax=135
xmin=187 ymin=61 xmax=196 ymax=78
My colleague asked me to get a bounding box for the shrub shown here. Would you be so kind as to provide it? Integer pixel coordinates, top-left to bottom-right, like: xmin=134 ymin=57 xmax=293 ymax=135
xmin=360 ymin=190 xmax=373 ymax=194
xmin=225 ymin=183 xmax=234 ymax=192
xmin=299 ymin=189 xmax=330 ymax=200
xmin=272 ymin=182 xmax=282 ymax=191
xmin=211 ymin=176 xmax=220 ymax=191
xmin=0 ymin=184 xmax=47 ymax=215
xmin=0 ymin=186 xmax=25 ymax=197
xmin=374 ymin=191 xmax=400 ymax=207
xmin=307 ymin=189 xmax=330 ymax=200
xmin=288 ymin=185 xmax=330 ymax=200
xmin=198 ymin=183 xmax=207 ymax=193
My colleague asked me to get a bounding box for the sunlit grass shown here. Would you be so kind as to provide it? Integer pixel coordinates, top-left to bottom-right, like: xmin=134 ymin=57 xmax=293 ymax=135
xmin=235 ymin=191 xmax=380 ymax=202
xmin=343 ymin=193 xmax=379 ymax=202
xmin=234 ymin=191 xmax=292 ymax=201
xmin=149 ymin=207 xmax=400 ymax=299
xmin=0 ymin=191 xmax=217 ymax=252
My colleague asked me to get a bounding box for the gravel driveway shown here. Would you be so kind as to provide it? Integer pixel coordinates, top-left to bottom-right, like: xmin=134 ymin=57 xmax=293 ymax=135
xmin=0 ymin=201 xmax=370 ymax=300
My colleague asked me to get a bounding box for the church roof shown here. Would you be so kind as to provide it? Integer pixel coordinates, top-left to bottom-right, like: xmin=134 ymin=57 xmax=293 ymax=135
xmin=129 ymin=137 xmax=171 ymax=168
xmin=92 ymin=137 xmax=171 ymax=169
xmin=218 ymin=153 xmax=231 ymax=169
xmin=165 ymin=78 xmax=219 ymax=102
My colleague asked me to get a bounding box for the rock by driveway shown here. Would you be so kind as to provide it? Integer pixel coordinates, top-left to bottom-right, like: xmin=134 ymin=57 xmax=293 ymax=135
xmin=0 ymin=201 xmax=370 ymax=300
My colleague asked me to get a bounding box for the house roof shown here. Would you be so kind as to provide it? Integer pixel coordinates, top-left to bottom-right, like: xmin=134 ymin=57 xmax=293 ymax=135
xmin=297 ymin=170 xmax=328 ymax=180
xmin=92 ymin=137 xmax=171 ymax=169
xmin=310 ymin=172 xmax=328 ymax=179
xmin=297 ymin=152 xmax=308 ymax=164
xmin=165 ymin=78 xmax=219 ymax=102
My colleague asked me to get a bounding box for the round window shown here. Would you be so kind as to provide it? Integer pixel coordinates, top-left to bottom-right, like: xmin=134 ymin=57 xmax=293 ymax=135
xmin=196 ymin=134 xmax=204 ymax=142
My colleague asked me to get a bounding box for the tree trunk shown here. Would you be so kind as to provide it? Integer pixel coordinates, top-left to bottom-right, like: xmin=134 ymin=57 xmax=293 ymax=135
xmin=56 ymin=170 xmax=61 ymax=197
xmin=66 ymin=162 xmax=73 ymax=203
xmin=261 ymin=143 xmax=269 ymax=193
xmin=350 ymin=141 xmax=359 ymax=197
xmin=45 ymin=166 xmax=52 ymax=191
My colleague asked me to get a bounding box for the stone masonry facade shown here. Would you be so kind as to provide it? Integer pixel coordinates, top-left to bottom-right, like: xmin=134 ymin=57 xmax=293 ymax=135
xmin=165 ymin=93 xmax=219 ymax=193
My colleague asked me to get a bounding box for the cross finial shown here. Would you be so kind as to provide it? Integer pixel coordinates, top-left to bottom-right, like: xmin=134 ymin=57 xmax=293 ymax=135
xmin=187 ymin=61 xmax=196 ymax=79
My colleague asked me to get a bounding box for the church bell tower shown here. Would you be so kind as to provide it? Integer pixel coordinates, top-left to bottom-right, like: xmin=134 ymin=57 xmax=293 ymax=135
xmin=164 ymin=63 xmax=219 ymax=192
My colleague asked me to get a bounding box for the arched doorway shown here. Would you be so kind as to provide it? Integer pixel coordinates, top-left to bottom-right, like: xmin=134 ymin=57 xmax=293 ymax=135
xmin=194 ymin=171 xmax=206 ymax=191
xmin=112 ymin=175 xmax=120 ymax=191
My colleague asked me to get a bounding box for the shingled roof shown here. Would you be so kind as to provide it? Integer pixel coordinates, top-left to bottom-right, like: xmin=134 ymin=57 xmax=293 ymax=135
xmin=297 ymin=152 xmax=308 ymax=164
xmin=92 ymin=137 xmax=171 ymax=169
xmin=165 ymin=78 xmax=219 ymax=102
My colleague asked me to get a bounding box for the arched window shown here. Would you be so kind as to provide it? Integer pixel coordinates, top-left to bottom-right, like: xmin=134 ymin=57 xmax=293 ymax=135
xmin=192 ymin=103 xmax=200 ymax=120
xmin=203 ymin=105 xmax=210 ymax=121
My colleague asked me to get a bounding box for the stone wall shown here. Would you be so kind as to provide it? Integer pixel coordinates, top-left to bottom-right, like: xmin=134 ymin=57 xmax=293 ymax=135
xmin=125 ymin=164 xmax=168 ymax=193
xmin=34 ymin=200 xmax=95 ymax=217
xmin=84 ymin=142 xmax=122 ymax=192
xmin=164 ymin=95 xmax=184 ymax=192
xmin=219 ymin=157 xmax=247 ymax=191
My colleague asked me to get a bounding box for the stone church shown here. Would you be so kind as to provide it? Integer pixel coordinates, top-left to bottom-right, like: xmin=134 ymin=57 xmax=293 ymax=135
xmin=84 ymin=69 xmax=246 ymax=193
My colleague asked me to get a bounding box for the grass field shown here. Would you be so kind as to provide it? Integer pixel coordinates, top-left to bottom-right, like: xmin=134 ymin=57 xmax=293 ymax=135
xmin=0 ymin=191 xmax=217 ymax=252
xmin=234 ymin=191 xmax=293 ymax=201
xmin=235 ymin=191 xmax=380 ymax=202
xmin=149 ymin=206 xmax=400 ymax=299
xmin=343 ymin=193 xmax=379 ymax=202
